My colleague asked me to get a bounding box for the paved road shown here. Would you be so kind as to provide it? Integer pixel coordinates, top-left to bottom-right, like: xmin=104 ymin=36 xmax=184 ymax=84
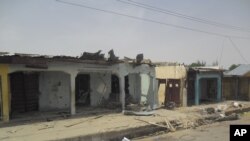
xmin=135 ymin=112 xmax=250 ymax=141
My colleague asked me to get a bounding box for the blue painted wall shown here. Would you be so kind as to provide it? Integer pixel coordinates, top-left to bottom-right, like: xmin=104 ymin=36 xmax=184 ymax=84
xmin=195 ymin=73 xmax=222 ymax=105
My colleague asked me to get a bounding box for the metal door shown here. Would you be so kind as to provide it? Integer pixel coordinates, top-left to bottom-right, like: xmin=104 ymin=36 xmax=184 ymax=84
xmin=10 ymin=72 xmax=39 ymax=114
xmin=165 ymin=79 xmax=181 ymax=106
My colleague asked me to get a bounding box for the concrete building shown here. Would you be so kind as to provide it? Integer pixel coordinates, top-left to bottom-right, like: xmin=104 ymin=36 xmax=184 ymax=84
xmin=0 ymin=52 xmax=158 ymax=122
xmin=223 ymin=64 xmax=250 ymax=101
xmin=155 ymin=63 xmax=187 ymax=107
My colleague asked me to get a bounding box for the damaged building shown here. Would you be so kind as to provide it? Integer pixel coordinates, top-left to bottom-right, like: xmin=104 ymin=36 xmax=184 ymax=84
xmin=0 ymin=51 xmax=158 ymax=122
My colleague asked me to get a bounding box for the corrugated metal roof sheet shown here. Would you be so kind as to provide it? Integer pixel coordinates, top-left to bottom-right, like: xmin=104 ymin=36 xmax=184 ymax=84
xmin=225 ymin=64 xmax=250 ymax=76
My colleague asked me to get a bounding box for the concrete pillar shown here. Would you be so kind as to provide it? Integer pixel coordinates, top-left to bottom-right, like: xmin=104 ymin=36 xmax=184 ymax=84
xmin=70 ymin=73 xmax=77 ymax=115
xmin=0 ymin=64 xmax=10 ymax=122
xmin=183 ymin=87 xmax=187 ymax=107
xmin=217 ymin=77 xmax=222 ymax=102
xmin=180 ymin=79 xmax=184 ymax=107
xmin=152 ymin=77 xmax=155 ymax=108
xmin=195 ymin=76 xmax=200 ymax=105
xmin=182 ymin=79 xmax=187 ymax=107
xmin=119 ymin=75 xmax=125 ymax=111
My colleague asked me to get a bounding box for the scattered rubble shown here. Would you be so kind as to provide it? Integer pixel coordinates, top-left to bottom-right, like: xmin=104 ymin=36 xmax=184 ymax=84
xmin=1 ymin=101 xmax=249 ymax=141
xmin=136 ymin=54 xmax=143 ymax=63
xmin=215 ymin=113 xmax=240 ymax=122
xmin=215 ymin=104 xmax=228 ymax=112
xmin=124 ymin=111 xmax=155 ymax=116
xmin=165 ymin=120 xmax=176 ymax=132
xmin=204 ymin=112 xmax=240 ymax=122
xmin=125 ymin=104 xmax=152 ymax=112
xmin=205 ymin=107 xmax=215 ymax=114
xmin=165 ymin=102 xmax=176 ymax=110
xmin=201 ymin=102 xmax=241 ymax=124
xmin=79 ymin=50 xmax=105 ymax=60
xmin=232 ymin=102 xmax=243 ymax=108
xmin=108 ymin=49 xmax=119 ymax=62
xmin=124 ymin=103 xmax=155 ymax=116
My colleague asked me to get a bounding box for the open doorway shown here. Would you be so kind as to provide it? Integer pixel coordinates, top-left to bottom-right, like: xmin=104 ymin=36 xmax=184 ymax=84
xmin=125 ymin=75 xmax=130 ymax=105
xmin=200 ymin=78 xmax=218 ymax=103
xmin=75 ymin=74 xmax=90 ymax=106
xmin=124 ymin=74 xmax=141 ymax=106
xmin=9 ymin=72 xmax=39 ymax=118
xmin=110 ymin=75 xmax=120 ymax=102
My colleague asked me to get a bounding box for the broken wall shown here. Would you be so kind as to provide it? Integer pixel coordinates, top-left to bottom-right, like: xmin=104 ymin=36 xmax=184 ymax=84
xmin=128 ymin=73 xmax=141 ymax=103
xmin=39 ymin=72 xmax=70 ymax=111
xmin=90 ymin=72 xmax=111 ymax=106
xmin=112 ymin=63 xmax=158 ymax=109
xmin=142 ymin=74 xmax=155 ymax=107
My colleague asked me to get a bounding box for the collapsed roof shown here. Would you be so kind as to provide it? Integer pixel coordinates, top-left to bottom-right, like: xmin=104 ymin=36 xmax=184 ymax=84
xmin=0 ymin=50 xmax=153 ymax=67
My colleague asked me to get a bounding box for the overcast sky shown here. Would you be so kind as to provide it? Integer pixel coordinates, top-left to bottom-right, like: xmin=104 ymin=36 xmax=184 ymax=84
xmin=1 ymin=0 xmax=250 ymax=68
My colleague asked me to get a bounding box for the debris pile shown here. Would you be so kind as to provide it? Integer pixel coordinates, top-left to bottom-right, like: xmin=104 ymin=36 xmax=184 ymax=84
xmin=124 ymin=104 xmax=154 ymax=116
xmin=136 ymin=54 xmax=143 ymax=63
xmin=165 ymin=102 xmax=176 ymax=110
xmin=201 ymin=102 xmax=242 ymax=124
xmin=123 ymin=53 xmax=152 ymax=64
xmin=79 ymin=50 xmax=105 ymax=60
xmin=108 ymin=49 xmax=119 ymax=62
xmin=231 ymin=101 xmax=243 ymax=108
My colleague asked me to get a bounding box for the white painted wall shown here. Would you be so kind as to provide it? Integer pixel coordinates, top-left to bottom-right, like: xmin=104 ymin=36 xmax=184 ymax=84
xmin=141 ymin=74 xmax=155 ymax=107
xmin=39 ymin=72 xmax=70 ymax=111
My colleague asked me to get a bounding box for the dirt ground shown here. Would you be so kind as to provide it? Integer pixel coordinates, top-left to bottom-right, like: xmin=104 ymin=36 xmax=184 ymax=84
xmin=134 ymin=112 xmax=250 ymax=141
xmin=0 ymin=101 xmax=249 ymax=141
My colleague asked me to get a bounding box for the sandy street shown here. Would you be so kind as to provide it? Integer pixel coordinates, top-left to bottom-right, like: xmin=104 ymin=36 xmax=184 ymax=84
xmin=135 ymin=112 xmax=250 ymax=141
